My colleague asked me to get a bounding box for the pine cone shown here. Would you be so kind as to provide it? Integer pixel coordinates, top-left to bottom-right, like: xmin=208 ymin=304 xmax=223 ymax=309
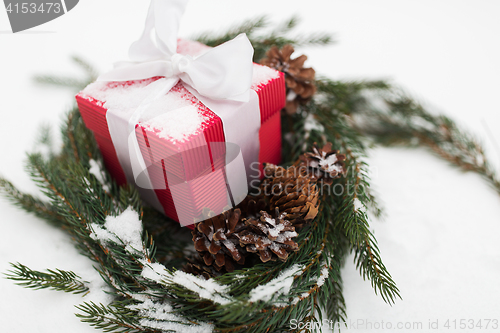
xmin=260 ymin=44 xmax=316 ymax=115
xmin=299 ymin=142 xmax=346 ymax=185
xmin=182 ymin=256 xmax=222 ymax=280
xmin=236 ymin=196 xmax=267 ymax=219
xmin=261 ymin=163 xmax=320 ymax=228
xmin=192 ymin=209 xmax=246 ymax=272
xmin=237 ymin=210 xmax=299 ymax=262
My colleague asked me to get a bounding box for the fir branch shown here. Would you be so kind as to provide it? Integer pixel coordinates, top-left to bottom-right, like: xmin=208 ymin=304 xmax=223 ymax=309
xmin=194 ymin=16 xmax=269 ymax=48
xmin=0 ymin=20 xmax=403 ymax=333
xmin=145 ymin=203 xmax=334 ymax=332
xmin=5 ymin=262 xmax=89 ymax=294
xmin=315 ymin=78 xmax=390 ymax=118
xmin=67 ymin=111 xmax=81 ymax=163
xmin=318 ymin=214 xmax=349 ymax=325
xmin=33 ymin=123 xmax=57 ymax=159
xmin=142 ymin=207 xmax=193 ymax=269
xmin=76 ymin=302 xmax=145 ymax=333
xmin=71 ymin=55 xmax=99 ymax=82
xmin=19 ymin=113 xmax=156 ymax=299
xmin=194 ymin=16 xmax=334 ymax=62
xmin=33 ymin=76 xmax=89 ymax=89
xmin=282 ymin=80 xmax=400 ymax=305
xmin=2 ymin=16 xmax=496 ymax=332
xmin=5 ymin=58 xmax=399 ymax=332
xmin=34 ymin=55 xmax=97 ymax=91
xmin=311 ymin=78 xmax=500 ymax=196
xmin=332 ymin=153 xmax=400 ymax=304
xmin=353 ymin=88 xmax=500 ymax=196
xmin=0 ymin=177 xmax=65 ymax=227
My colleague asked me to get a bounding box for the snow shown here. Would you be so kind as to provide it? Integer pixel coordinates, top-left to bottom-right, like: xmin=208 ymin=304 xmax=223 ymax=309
xmin=353 ymin=198 xmax=364 ymax=212
xmin=84 ymin=271 xmax=115 ymax=306
xmin=33 ymin=143 xmax=53 ymax=160
xmin=287 ymin=263 xmax=329 ymax=306
xmin=79 ymin=45 xmax=280 ymax=146
xmin=141 ymin=261 xmax=168 ymax=283
xmin=275 ymin=231 xmax=298 ymax=243
xmin=222 ymin=239 xmax=236 ymax=253
xmin=319 ymin=154 xmax=342 ymax=173
xmin=2 ymin=1 xmax=500 ymax=332
xmin=88 ymin=206 xmax=231 ymax=321
xmin=129 ymin=298 xmax=214 ymax=333
xmin=139 ymin=319 xmax=213 ymax=333
xmin=411 ymin=116 xmax=437 ymax=132
xmin=170 ymin=270 xmax=232 ymax=305
xmin=316 ymin=265 xmax=329 ymax=287
xmin=251 ymin=64 xmax=281 ymax=90
xmin=248 ymin=264 xmax=304 ymax=303
xmin=268 ymin=223 xmax=284 ymax=238
xmin=263 ymin=216 xmax=286 ymax=238
xmin=88 ymin=209 xmax=172 ymax=286
xmin=82 ymin=78 xmax=206 ymax=143
xmin=89 ymin=223 xmax=119 ymax=244
xmin=304 ymin=113 xmax=325 ymax=133
xmin=268 ymin=242 xmax=281 ymax=253
xmin=140 ymin=260 xmax=233 ymax=306
xmin=88 ymin=159 xmax=110 ymax=192
xmin=81 ymin=78 xmax=157 ymax=110
xmin=264 ymin=217 xmax=275 ymax=225
xmin=89 ymin=207 xmax=143 ymax=252
xmin=140 ymin=104 xmax=205 ymax=143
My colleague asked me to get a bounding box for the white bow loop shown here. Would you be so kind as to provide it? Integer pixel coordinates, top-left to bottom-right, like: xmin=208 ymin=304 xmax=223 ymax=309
xmin=97 ymin=0 xmax=253 ymax=103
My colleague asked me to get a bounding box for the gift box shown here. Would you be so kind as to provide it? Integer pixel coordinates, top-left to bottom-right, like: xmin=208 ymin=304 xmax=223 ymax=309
xmin=76 ymin=39 xmax=285 ymax=227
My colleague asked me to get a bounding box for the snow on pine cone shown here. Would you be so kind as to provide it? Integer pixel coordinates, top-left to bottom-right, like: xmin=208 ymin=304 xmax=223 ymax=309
xmin=192 ymin=208 xmax=246 ymax=273
xmin=261 ymin=163 xmax=320 ymax=228
xmin=237 ymin=209 xmax=299 ymax=262
xmin=299 ymin=142 xmax=346 ymax=184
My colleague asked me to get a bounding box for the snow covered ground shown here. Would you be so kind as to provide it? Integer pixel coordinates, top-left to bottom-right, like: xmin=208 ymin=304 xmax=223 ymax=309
xmin=1 ymin=0 xmax=500 ymax=332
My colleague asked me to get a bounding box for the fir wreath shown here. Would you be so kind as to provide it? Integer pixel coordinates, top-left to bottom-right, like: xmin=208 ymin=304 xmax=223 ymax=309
xmin=2 ymin=18 xmax=499 ymax=333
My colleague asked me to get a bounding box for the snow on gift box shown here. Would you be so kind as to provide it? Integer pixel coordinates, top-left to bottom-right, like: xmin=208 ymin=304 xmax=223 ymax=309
xmin=76 ymin=38 xmax=285 ymax=227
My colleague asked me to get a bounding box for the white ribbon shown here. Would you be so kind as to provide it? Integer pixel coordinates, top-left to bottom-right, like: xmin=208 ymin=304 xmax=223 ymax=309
xmin=98 ymin=0 xmax=253 ymax=103
xmin=98 ymin=0 xmax=261 ymax=225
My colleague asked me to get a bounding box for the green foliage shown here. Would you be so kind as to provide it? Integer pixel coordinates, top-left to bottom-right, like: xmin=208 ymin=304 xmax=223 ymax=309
xmin=350 ymin=86 xmax=500 ymax=195
xmin=33 ymin=55 xmax=98 ymax=91
xmin=194 ymin=16 xmax=334 ymax=62
xmin=0 ymin=107 xmax=358 ymax=332
xmin=1 ymin=16 xmax=498 ymax=333
xmin=0 ymin=177 xmax=64 ymax=227
xmin=141 ymin=207 xmax=193 ymax=270
xmin=5 ymin=262 xmax=89 ymax=294
xmin=283 ymin=86 xmax=400 ymax=306
xmin=1 ymin=108 xmax=338 ymax=332
xmin=76 ymin=302 xmax=143 ymax=333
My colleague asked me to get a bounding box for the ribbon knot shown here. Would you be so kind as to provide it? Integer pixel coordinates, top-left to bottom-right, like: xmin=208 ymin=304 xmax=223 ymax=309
xmin=166 ymin=53 xmax=191 ymax=77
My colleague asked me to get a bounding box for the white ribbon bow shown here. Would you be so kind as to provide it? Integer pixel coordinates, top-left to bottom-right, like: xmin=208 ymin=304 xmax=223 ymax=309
xmin=98 ymin=0 xmax=254 ymax=102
